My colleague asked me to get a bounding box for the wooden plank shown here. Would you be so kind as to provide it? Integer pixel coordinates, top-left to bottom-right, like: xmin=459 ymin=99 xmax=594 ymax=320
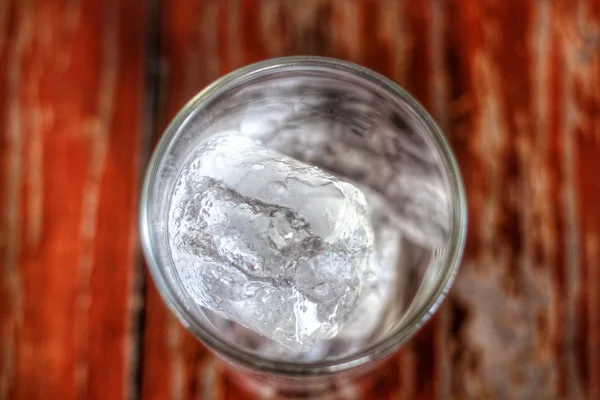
xmin=141 ymin=1 xmax=442 ymax=399
xmin=443 ymin=0 xmax=600 ymax=399
xmin=0 ymin=0 xmax=147 ymax=399
xmin=140 ymin=0 xmax=217 ymax=398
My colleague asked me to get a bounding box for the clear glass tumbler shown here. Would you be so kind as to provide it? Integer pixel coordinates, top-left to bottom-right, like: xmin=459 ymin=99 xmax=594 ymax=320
xmin=140 ymin=56 xmax=466 ymax=397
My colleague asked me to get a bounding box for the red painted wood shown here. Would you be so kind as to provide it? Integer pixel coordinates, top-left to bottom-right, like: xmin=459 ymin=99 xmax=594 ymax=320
xmin=1 ymin=0 xmax=599 ymax=399
xmin=0 ymin=0 xmax=146 ymax=399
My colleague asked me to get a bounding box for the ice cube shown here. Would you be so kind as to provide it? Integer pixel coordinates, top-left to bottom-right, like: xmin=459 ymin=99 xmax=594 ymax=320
xmin=168 ymin=134 xmax=374 ymax=351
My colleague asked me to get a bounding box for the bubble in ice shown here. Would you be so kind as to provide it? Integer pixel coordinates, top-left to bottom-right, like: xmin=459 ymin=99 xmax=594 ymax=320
xmin=168 ymin=134 xmax=374 ymax=351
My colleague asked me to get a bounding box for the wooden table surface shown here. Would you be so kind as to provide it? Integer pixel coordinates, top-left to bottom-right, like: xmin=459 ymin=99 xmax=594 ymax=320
xmin=1 ymin=0 xmax=599 ymax=399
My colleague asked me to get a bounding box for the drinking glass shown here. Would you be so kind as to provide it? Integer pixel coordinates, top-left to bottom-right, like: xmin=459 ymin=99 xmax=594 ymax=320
xmin=140 ymin=56 xmax=466 ymax=397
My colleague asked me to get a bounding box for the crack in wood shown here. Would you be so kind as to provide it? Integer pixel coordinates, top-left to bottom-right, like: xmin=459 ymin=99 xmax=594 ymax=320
xmin=1 ymin=0 xmax=32 ymax=397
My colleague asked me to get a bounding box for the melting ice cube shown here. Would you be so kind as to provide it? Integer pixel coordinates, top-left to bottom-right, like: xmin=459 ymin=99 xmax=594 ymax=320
xmin=168 ymin=134 xmax=374 ymax=351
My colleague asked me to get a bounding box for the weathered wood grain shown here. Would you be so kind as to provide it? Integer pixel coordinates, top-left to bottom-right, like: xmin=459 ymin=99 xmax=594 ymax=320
xmin=1 ymin=0 xmax=599 ymax=399
xmin=443 ymin=1 xmax=600 ymax=399
xmin=141 ymin=0 xmax=600 ymax=399
xmin=0 ymin=0 xmax=146 ymax=399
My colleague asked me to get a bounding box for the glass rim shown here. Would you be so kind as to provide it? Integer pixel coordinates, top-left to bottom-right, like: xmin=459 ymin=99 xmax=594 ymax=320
xmin=140 ymin=56 xmax=467 ymax=376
